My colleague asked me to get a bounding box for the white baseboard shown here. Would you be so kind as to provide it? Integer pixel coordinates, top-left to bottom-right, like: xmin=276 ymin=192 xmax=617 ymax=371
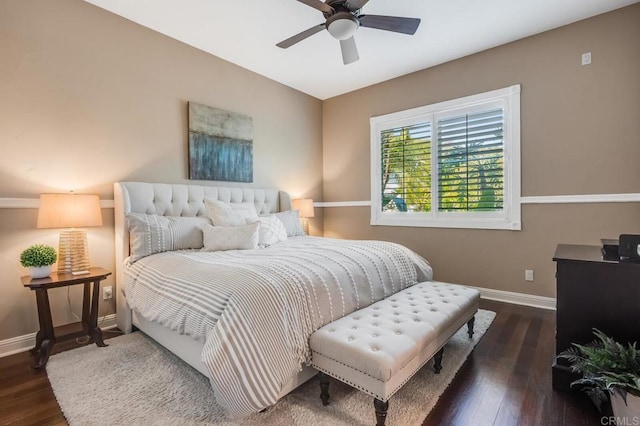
xmin=468 ymin=285 xmax=556 ymax=310
xmin=0 ymin=314 xmax=117 ymax=358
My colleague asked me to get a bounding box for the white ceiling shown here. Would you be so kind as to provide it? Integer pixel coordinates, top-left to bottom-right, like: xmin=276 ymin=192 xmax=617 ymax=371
xmin=83 ymin=0 xmax=637 ymax=100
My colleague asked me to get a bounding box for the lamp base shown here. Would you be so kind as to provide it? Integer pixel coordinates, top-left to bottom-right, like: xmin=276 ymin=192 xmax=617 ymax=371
xmin=58 ymin=229 xmax=91 ymax=274
xmin=301 ymin=217 xmax=310 ymax=236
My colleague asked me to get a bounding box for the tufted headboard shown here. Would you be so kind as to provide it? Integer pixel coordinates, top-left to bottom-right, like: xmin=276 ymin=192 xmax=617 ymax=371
xmin=113 ymin=181 xmax=293 ymax=332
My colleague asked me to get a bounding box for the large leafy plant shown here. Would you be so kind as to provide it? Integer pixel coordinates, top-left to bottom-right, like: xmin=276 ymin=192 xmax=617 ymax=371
xmin=559 ymin=328 xmax=640 ymax=411
xmin=20 ymin=244 xmax=57 ymax=268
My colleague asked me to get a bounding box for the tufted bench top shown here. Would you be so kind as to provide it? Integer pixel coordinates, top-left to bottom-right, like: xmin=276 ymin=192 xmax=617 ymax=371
xmin=310 ymin=281 xmax=480 ymax=382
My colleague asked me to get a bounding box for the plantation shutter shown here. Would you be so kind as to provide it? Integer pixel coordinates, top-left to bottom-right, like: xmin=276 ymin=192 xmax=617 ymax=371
xmin=437 ymin=108 xmax=504 ymax=212
xmin=380 ymin=122 xmax=432 ymax=212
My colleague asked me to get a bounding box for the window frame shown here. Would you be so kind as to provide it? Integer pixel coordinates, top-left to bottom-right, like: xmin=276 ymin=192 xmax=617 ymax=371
xmin=370 ymin=85 xmax=521 ymax=230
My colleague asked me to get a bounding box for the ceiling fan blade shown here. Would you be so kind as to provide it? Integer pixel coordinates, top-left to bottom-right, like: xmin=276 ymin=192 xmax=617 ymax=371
xmin=359 ymin=15 xmax=421 ymax=35
xmin=340 ymin=36 xmax=359 ymax=65
xmin=297 ymin=0 xmax=334 ymax=14
xmin=346 ymin=0 xmax=370 ymax=11
xmin=276 ymin=24 xmax=326 ymax=49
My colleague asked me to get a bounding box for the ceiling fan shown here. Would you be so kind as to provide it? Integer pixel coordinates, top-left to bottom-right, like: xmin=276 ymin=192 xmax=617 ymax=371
xmin=277 ymin=0 xmax=421 ymax=65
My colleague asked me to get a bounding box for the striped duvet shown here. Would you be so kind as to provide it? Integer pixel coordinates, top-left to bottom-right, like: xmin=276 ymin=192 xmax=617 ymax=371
xmin=123 ymin=236 xmax=432 ymax=418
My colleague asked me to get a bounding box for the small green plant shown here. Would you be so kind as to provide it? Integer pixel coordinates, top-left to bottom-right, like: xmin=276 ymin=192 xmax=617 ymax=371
xmin=558 ymin=328 xmax=640 ymax=411
xmin=20 ymin=244 xmax=57 ymax=268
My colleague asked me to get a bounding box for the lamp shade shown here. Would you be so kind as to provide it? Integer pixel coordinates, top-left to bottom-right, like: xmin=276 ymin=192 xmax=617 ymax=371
xmin=36 ymin=193 xmax=102 ymax=274
xmin=37 ymin=193 xmax=103 ymax=229
xmin=292 ymin=198 xmax=315 ymax=218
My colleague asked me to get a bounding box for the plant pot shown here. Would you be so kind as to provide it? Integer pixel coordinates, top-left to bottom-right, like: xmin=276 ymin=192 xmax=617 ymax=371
xmin=611 ymin=392 xmax=640 ymax=425
xmin=29 ymin=265 xmax=52 ymax=279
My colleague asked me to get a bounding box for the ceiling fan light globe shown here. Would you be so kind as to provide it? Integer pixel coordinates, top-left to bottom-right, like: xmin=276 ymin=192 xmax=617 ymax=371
xmin=327 ymin=16 xmax=359 ymax=40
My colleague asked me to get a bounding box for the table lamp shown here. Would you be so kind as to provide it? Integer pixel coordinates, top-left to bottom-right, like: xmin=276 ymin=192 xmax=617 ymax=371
xmin=292 ymin=198 xmax=315 ymax=236
xmin=36 ymin=193 xmax=103 ymax=275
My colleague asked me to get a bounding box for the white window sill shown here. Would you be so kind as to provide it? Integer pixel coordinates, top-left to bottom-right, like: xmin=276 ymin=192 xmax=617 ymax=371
xmin=371 ymin=215 xmax=521 ymax=230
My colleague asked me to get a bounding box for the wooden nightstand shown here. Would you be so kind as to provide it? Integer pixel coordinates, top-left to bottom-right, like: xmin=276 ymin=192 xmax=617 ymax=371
xmin=552 ymin=244 xmax=640 ymax=391
xmin=21 ymin=267 xmax=112 ymax=369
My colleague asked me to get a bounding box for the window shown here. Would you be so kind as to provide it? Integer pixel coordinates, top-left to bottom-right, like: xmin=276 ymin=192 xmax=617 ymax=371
xmin=370 ymin=85 xmax=521 ymax=230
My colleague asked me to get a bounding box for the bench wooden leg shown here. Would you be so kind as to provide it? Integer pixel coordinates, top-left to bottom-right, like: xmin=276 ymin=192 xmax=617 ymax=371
xmin=433 ymin=347 xmax=444 ymax=373
xmin=374 ymin=398 xmax=389 ymax=426
xmin=467 ymin=316 xmax=475 ymax=338
xmin=319 ymin=371 xmax=330 ymax=406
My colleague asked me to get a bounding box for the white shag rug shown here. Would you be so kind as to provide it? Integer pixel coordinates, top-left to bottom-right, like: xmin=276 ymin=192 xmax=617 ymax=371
xmin=48 ymin=309 xmax=495 ymax=426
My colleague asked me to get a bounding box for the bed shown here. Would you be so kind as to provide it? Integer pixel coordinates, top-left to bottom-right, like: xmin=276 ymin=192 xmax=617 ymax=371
xmin=114 ymin=181 xmax=433 ymax=418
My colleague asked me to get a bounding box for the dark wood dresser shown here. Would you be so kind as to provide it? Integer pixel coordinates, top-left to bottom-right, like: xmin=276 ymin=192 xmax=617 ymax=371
xmin=552 ymin=244 xmax=640 ymax=391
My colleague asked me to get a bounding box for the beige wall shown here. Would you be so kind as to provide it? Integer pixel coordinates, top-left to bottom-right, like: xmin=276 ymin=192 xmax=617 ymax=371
xmin=322 ymin=4 xmax=640 ymax=299
xmin=0 ymin=0 xmax=323 ymax=341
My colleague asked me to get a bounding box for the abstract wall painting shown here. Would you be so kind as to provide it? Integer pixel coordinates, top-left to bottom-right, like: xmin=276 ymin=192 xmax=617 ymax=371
xmin=188 ymin=102 xmax=253 ymax=182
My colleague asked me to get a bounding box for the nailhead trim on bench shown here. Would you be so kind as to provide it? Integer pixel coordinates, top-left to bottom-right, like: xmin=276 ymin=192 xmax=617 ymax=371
xmin=313 ymin=341 xmax=448 ymax=402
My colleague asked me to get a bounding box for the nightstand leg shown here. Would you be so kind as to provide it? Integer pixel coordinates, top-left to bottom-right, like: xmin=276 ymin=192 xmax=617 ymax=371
xmin=30 ymin=329 xmax=44 ymax=355
xmin=82 ymin=282 xmax=90 ymax=325
xmin=33 ymin=288 xmax=55 ymax=369
xmin=88 ymin=280 xmax=106 ymax=347
xmin=34 ymin=339 xmax=53 ymax=370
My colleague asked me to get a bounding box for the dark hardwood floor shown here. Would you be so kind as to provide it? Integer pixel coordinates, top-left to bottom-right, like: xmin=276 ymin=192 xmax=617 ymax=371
xmin=424 ymin=300 xmax=602 ymax=426
xmin=0 ymin=301 xmax=602 ymax=425
xmin=0 ymin=329 xmax=122 ymax=426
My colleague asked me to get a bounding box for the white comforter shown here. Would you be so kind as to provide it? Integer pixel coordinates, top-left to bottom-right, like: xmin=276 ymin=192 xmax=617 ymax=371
xmin=123 ymin=236 xmax=432 ymax=418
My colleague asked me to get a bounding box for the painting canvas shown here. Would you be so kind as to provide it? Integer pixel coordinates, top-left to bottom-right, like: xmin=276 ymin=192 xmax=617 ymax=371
xmin=188 ymin=102 xmax=253 ymax=182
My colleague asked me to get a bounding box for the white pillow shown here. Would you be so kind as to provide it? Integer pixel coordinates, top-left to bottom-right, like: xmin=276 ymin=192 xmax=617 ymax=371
xmin=273 ymin=210 xmax=305 ymax=237
xmin=258 ymin=215 xmax=288 ymax=246
xmin=202 ymin=222 xmax=260 ymax=252
xmin=127 ymin=214 xmax=210 ymax=262
xmin=204 ymin=198 xmax=258 ymax=227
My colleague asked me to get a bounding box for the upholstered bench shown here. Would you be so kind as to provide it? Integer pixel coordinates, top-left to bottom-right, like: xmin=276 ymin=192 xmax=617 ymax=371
xmin=309 ymin=281 xmax=480 ymax=426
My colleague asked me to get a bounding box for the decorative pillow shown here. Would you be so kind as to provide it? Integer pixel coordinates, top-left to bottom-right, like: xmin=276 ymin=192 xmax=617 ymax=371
xmin=204 ymin=198 xmax=258 ymax=227
xmin=127 ymin=213 xmax=210 ymax=262
xmin=201 ymin=222 xmax=260 ymax=252
xmin=258 ymin=215 xmax=288 ymax=246
xmin=273 ymin=210 xmax=305 ymax=237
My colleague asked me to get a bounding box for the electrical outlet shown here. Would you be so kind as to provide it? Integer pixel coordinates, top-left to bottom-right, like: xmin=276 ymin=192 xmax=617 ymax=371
xmin=103 ymin=286 xmax=113 ymax=300
xmin=525 ymin=270 xmax=534 ymax=282
xmin=581 ymin=52 xmax=592 ymax=66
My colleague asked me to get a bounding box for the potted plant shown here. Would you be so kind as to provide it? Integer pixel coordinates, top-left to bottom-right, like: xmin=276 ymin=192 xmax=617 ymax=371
xmin=559 ymin=328 xmax=640 ymax=422
xmin=20 ymin=244 xmax=57 ymax=278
